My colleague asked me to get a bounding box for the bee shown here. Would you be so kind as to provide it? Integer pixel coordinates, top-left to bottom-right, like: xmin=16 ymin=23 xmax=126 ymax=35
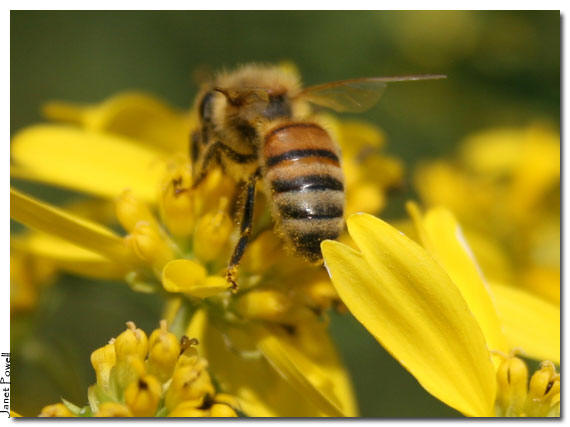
xmin=189 ymin=64 xmax=444 ymax=288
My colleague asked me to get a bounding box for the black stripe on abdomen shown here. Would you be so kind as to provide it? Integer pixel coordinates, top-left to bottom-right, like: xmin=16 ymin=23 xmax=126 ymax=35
xmin=272 ymin=175 xmax=344 ymax=193
xmin=266 ymin=149 xmax=339 ymax=167
xmin=279 ymin=203 xmax=343 ymax=220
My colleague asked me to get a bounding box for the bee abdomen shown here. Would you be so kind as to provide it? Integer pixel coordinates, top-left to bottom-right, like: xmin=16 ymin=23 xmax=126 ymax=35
xmin=276 ymin=191 xmax=345 ymax=262
xmin=263 ymin=122 xmax=345 ymax=262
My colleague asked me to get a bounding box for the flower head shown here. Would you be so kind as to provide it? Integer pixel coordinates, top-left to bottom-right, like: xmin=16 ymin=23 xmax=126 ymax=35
xmin=33 ymin=321 xmax=239 ymax=417
xmin=414 ymin=124 xmax=560 ymax=303
xmin=10 ymin=69 xmax=404 ymax=416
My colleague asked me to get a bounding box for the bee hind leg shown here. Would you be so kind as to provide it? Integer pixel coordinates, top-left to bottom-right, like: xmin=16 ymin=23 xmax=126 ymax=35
xmin=226 ymin=171 xmax=259 ymax=292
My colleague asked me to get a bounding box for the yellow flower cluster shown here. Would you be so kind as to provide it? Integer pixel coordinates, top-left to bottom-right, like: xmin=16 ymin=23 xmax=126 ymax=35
xmin=10 ymin=62 xmax=559 ymax=418
xmin=495 ymin=355 xmax=559 ymax=417
xmin=10 ymin=78 xmax=402 ymax=315
xmin=37 ymin=321 xmax=239 ymax=417
xmin=11 ymin=67 xmax=403 ymax=416
xmin=414 ymin=124 xmax=560 ymax=303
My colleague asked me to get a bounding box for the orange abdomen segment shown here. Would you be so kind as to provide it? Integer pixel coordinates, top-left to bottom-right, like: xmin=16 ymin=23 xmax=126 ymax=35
xmin=263 ymin=122 xmax=345 ymax=262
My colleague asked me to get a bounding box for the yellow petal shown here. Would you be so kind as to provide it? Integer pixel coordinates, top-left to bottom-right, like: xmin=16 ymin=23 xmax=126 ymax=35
xmin=162 ymin=259 xmax=230 ymax=298
xmin=12 ymin=231 xmax=103 ymax=260
xmin=414 ymin=206 xmax=508 ymax=354
xmin=461 ymin=228 xmax=514 ymax=288
xmin=186 ymin=310 xmax=326 ymax=417
xmin=48 ymin=257 xmax=127 ymax=280
xmin=413 ymin=161 xmax=489 ymax=226
xmin=322 ymin=213 xmax=496 ymax=417
xmin=345 ymin=181 xmax=385 ymax=216
xmin=337 ymin=120 xmax=386 ymax=156
xmin=10 ymin=188 xmax=130 ymax=263
xmin=11 ymin=124 xmax=167 ymax=202
xmin=12 ymin=233 xmax=127 ymax=280
xmin=43 ymin=92 xmax=194 ymax=153
xmin=460 ymin=128 xmax=528 ymax=175
xmin=522 ymin=267 xmax=560 ymax=305
xmin=491 ymin=283 xmax=560 ymax=364
xmin=256 ymin=323 xmax=357 ymax=417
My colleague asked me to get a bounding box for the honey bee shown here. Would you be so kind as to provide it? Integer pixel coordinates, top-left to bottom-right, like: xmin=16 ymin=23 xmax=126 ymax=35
xmin=189 ymin=64 xmax=444 ymax=288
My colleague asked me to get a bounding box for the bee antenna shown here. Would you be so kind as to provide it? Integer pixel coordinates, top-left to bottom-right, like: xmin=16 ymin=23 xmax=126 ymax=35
xmin=213 ymin=87 xmax=240 ymax=106
xmin=213 ymin=87 xmax=229 ymax=98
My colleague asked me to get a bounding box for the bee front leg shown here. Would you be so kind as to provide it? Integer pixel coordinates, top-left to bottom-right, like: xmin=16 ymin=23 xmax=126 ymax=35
xmin=191 ymin=141 xmax=222 ymax=189
xmin=226 ymin=171 xmax=259 ymax=291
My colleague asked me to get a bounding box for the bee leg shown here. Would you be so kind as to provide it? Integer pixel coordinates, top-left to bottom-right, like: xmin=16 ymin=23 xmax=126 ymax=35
xmin=226 ymin=171 xmax=259 ymax=291
xmin=191 ymin=141 xmax=221 ymax=189
xmin=190 ymin=130 xmax=201 ymax=170
xmin=229 ymin=181 xmax=246 ymax=220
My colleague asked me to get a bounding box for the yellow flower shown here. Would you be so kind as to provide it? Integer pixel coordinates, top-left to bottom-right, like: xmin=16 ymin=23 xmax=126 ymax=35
xmin=38 ymin=403 xmax=75 ymax=417
xmin=414 ymin=124 xmax=560 ymax=303
xmin=10 ymin=76 xmax=400 ymax=416
xmin=9 ymin=176 xmax=355 ymax=417
xmin=10 ymin=248 xmax=56 ymax=312
xmin=321 ymin=207 xmax=559 ymax=417
xmin=33 ymin=321 xmax=238 ymax=418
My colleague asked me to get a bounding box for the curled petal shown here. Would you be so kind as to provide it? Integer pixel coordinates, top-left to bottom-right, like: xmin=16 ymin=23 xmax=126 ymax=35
xmin=162 ymin=259 xmax=231 ymax=298
xmin=322 ymin=213 xmax=496 ymax=417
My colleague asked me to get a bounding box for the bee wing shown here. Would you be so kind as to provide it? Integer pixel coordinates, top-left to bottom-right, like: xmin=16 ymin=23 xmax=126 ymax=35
xmin=295 ymin=74 xmax=446 ymax=113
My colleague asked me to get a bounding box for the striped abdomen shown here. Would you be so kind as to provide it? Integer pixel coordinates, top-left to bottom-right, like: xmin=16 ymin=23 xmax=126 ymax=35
xmin=263 ymin=122 xmax=345 ymax=263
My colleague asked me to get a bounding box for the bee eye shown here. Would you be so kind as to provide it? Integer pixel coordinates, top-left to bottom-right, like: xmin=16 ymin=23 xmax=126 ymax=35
xmin=199 ymin=91 xmax=215 ymax=122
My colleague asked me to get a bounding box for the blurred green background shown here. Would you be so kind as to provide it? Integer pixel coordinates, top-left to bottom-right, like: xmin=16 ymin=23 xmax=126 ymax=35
xmin=10 ymin=11 xmax=560 ymax=417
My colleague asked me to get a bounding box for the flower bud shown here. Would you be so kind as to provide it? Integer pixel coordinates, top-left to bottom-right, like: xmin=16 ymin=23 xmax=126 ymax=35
xmin=210 ymin=403 xmax=238 ymax=417
xmin=95 ymin=402 xmax=132 ymax=417
xmin=116 ymin=190 xmax=157 ymax=233
xmin=114 ymin=321 xmax=148 ymax=361
xmin=526 ymin=361 xmax=560 ymax=417
xmin=111 ymin=357 xmax=146 ymax=399
xmin=125 ymin=222 xmax=175 ymax=271
xmin=297 ymin=275 xmax=338 ymax=311
xmin=38 ymin=403 xmax=75 ymax=417
xmin=240 ymin=230 xmax=281 ymax=273
xmin=193 ymin=203 xmax=233 ymax=263
xmin=90 ymin=341 xmax=116 ymax=390
xmin=495 ymin=356 xmax=528 ymax=416
xmin=159 ymin=161 xmax=196 ymax=238
xmin=124 ymin=374 xmax=162 ymax=417
xmin=164 ymin=359 xmax=215 ymax=412
xmin=110 ymin=322 xmax=149 ymax=395
xmin=168 ymin=402 xmax=209 ymax=417
xmin=146 ymin=320 xmax=180 ymax=382
xmin=213 ymin=393 xmax=240 ymax=410
xmin=234 ymin=289 xmax=292 ymax=322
